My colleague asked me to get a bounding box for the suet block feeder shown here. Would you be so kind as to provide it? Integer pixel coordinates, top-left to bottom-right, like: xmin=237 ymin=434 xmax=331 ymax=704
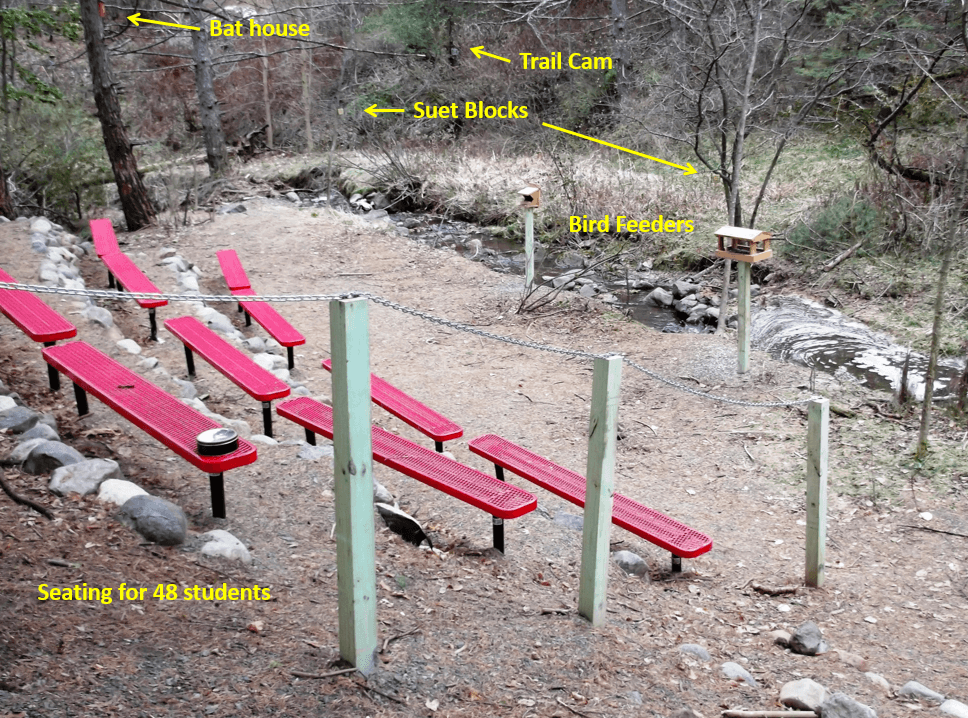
xmin=715 ymin=226 xmax=772 ymax=263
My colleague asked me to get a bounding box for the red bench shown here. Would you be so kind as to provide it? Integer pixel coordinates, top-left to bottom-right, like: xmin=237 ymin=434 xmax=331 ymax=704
xmin=164 ymin=316 xmax=290 ymax=437
xmin=98 ymin=252 xmax=167 ymax=341
xmin=89 ymin=218 xmax=121 ymax=258
xmin=469 ymin=434 xmax=712 ymax=571
xmin=43 ymin=341 xmax=258 ymax=518
xmin=276 ymin=397 xmax=536 ymax=551
xmin=322 ymin=359 xmax=462 ymax=452
xmin=214 ymin=250 xmax=306 ymax=369
xmin=0 ymin=268 xmax=77 ymax=390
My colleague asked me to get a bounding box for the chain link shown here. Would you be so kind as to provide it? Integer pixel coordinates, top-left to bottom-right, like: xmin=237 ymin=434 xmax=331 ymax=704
xmin=1 ymin=281 xmax=815 ymax=407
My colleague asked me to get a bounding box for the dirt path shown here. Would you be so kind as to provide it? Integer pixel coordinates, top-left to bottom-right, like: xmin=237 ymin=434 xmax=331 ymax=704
xmin=1 ymin=202 xmax=966 ymax=717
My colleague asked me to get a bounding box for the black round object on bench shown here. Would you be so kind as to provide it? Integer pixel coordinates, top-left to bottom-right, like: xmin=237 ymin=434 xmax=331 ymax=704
xmin=196 ymin=428 xmax=239 ymax=456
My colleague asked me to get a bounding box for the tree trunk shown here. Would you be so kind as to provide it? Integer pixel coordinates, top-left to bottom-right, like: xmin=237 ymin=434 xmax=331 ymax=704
xmin=261 ymin=36 xmax=273 ymax=149
xmin=302 ymin=45 xmax=313 ymax=152
xmin=78 ymin=0 xmax=155 ymax=230
xmin=190 ymin=0 xmax=228 ymax=176
xmin=610 ymin=0 xmax=629 ymax=103
xmin=0 ymin=155 xmax=14 ymax=219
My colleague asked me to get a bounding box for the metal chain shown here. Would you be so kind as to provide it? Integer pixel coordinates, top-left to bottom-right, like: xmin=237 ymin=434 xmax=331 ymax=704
xmin=1 ymin=281 xmax=814 ymax=406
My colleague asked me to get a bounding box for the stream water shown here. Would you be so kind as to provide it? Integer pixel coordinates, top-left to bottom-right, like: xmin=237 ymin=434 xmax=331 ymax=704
xmin=389 ymin=212 xmax=966 ymax=400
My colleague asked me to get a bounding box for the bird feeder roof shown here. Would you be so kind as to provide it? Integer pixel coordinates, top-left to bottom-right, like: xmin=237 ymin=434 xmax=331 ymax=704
xmin=714 ymin=226 xmax=771 ymax=242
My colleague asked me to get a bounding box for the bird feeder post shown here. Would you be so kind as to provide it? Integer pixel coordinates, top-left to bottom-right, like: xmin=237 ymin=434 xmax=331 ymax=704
xmin=578 ymin=354 xmax=622 ymax=627
xmin=330 ymin=297 xmax=378 ymax=675
xmin=805 ymin=398 xmax=829 ymax=588
xmin=714 ymin=226 xmax=772 ymax=374
xmin=517 ymin=185 xmax=541 ymax=294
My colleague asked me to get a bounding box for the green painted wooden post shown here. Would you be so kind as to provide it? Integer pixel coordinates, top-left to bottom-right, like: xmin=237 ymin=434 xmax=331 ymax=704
xmin=737 ymin=260 xmax=751 ymax=373
xmin=805 ymin=398 xmax=829 ymax=588
xmin=330 ymin=297 xmax=378 ymax=674
xmin=578 ymin=354 xmax=623 ymax=626
xmin=524 ymin=208 xmax=535 ymax=292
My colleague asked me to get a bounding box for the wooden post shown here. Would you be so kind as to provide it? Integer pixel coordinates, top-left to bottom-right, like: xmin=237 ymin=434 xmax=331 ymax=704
xmin=330 ymin=297 xmax=377 ymax=674
xmin=578 ymin=354 xmax=622 ymax=626
xmin=737 ymin=260 xmax=751 ymax=373
xmin=805 ymin=398 xmax=829 ymax=588
xmin=524 ymin=207 xmax=535 ymax=293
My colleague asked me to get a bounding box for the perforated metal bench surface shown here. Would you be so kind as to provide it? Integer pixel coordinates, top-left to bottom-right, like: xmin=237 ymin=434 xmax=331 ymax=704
xmin=277 ymin=397 xmax=536 ymax=520
xmin=468 ymin=434 xmax=712 ymax=561
xmin=216 ymin=249 xmax=251 ymax=291
xmin=0 ymin=268 xmax=77 ymax=342
xmin=322 ymin=358 xmax=462 ymax=451
xmin=99 ymin=253 xmax=167 ymax=309
xmin=164 ymin=316 xmax=290 ymax=436
xmin=89 ymin=218 xmax=120 ymax=258
xmin=231 ymin=288 xmax=306 ymax=348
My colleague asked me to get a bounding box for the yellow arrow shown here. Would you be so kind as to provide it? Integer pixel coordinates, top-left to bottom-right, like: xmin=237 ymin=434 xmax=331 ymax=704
xmin=542 ymin=122 xmax=698 ymax=176
xmin=470 ymin=46 xmax=511 ymax=63
xmin=365 ymin=104 xmax=406 ymax=119
xmin=128 ymin=13 xmax=200 ymax=31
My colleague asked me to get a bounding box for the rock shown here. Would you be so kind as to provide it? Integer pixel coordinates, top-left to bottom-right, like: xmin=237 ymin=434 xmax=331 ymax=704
xmin=116 ymin=339 xmax=142 ymax=355
xmin=158 ymin=247 xmax=177 ymax=259
xmin=598 ymin=293 xmax=619 ymax=303
xmin=865 ymin=673 xmax=890 ymax=691
xmin=780 ymin=678 xmax=829 ymax=711
xmin=553 ymin=512 xmax=583 ymax=531
xmin=139 ymin=357 xmax=159 ymax=370
xmin=285 ymin=191 xmax=300 ymax=203
xmin=98 ymin=479 xmax=149 ymax=506
xmin=819 ymin=693 xmax=876 ymax=718
xmin=578 ymin=283 xmax=597 ymax=298
xmin=264 ymin=338 xmax=283 ymax=354
xmin=897 ymin=681 xmax=944 ymax=703
xmin=199 ymin=529 xmax=251 ymax=564
xmin=770 ymin=629 xmax=792 ymax=647
xmin=30 ymin=217 xmax=52 ymax=233
xmin=669 ymin=710 xmax=702 ymax=718
xmin=552 ymin=275 xmax=576 ymax=289
xmin=686 ymin=306 xmax=709 ymax=324
xmin=705 ymin=306 xmax=721 ymax=321
xmin=832 ymin=649 xmax=868 ymax=671
xmin=253 ymin=352 xmax=287 ymax=372
xmin=627 ymin=691 xmax=643 ymax=705
xmin=941 ymin=700 xmax=968 ymax=718
xmin=5 ymin=438 xmax=48 ymax=465
xmin=678 ymin=644 xmax=711 ymax=662
xmin=217 ymin=203 xmax=247 ymax=214
xmin=248 ymin=434 xmax=278 ymax=445
xmin=178 ymin=273 xmax=199 ymax=292
xmin=172 ymin=378 xmax=198 ymax=400
xmin=161 ymin=256 xmax=190 ymax=273
xmin=789 ymin=621 xmax=828 ymax=656
xmin=82 ymin=305 xmax=114 ymax=328
xmin=674 ymin=297 xmax=698 ymax=313
xmin=0 ymin=396 xmax=15 ymax=413
xmin=373 ymin=480 xmax=394 ymax=505
xmin=0 ymin=406 xmax=47 ymax=433
xmin=721 ymin=661 xmax=758 ymax=687
xmin=673 ymin=280 xmax=701 ymax=298
xmin=612 ymin=550 xmax=649 ymax=577
xmin=298 ymin=444 xmax=334 ymax=461
xmin=242 ymin=337 xmax=265 ymax=353
xmin=22 ymin=441 xmax=85 ymax=474
xmin=647 ymin=287 xmax=674 ymax=307
xmin=370 ymin=192 xmax=390 ymax=210
xmin=20 ymin=423 xmax=59 ymax=442
xmin=118 ymin=494 xmax=188 ymax=546
xmin=49 ymin=459 xmax=123 ymax=496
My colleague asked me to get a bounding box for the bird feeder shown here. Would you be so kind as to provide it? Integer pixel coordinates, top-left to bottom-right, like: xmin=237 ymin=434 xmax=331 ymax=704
xmin=518 ymin=185 xmax=541 ymax=208
xmin=714 ymin=226 xmax=772 ymax=263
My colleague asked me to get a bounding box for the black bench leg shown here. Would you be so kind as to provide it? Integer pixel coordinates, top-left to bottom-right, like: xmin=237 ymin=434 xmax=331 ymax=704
xmin=108 ymin=271 xmax=115 ymax=290
xmin=244 ymin=310 xmax=251 ymax=327
xmin=237 ymin=302 xmax=243 ymax=314
xmin=435 ymin=441 xmax=444 ymax=453
xmin=262 ymin=401 xmax=272 ymax=437
xmin=184 ymin=346 xmax=195 ymax=378
xmin=44 ymin=342 xmax=59 ymax=391
xmin=305 ymin=428 xmax=316 ymax=445
xmin=672 ymin=555 xmax=682 ymax=573
xmin=149 ymin=308 xmax=158 ymax=342
xmin=209 ymin=473 xmax=226 ymax=518
xmin=493 ymin=517 xmax=505 ymax=554
xmin=73 ymin=382 xmax=89 ymax=416
xmin=287 ymin=346 xmax=294 ymax=370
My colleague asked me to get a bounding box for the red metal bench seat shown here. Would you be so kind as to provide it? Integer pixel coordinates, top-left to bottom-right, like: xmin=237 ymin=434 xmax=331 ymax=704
xmin=322 ymin=359 xmax=462 ymax=452
xmin=0 ymin=267 xmax=77 ymax=390
xmin=276 ymin=397 xmax=535 ymax=549
xmin=231 ymin=288 xmax=305 ymax=369
xmin=164 ymin=316 xmax=290 ymax=436
xmin=89 ymin=218 xmax=121 ymax=258
xmin=469 ymin=434 xmax=712 ymax=571
xmin=99 ymin=252 xmax=167 ymax=341
xmin=216 ymin=249 xmax=251 ymax=291
xmin=42 ymin=341 xmax=257 ymax=517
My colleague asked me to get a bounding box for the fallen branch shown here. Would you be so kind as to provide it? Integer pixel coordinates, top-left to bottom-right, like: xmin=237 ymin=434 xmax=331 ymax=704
xmin=901 ymin=525 xmax=968 ymax=539
xmin=723 ymin=712 xmax=817 ymax=718
xmin=381 ymin=627 xmax=420 ymax=653
xmin=750 ymin=582 xmax=799 ymax=596
xmin=291 ymin=666 xmax=359 ymax=680
xmin=823 ymin=240 xmax=863 ymax=272
xmin=556 ymin=697 xmax=596 ymax=717
xmin=0 ymin=469 xmax=53 ymax=519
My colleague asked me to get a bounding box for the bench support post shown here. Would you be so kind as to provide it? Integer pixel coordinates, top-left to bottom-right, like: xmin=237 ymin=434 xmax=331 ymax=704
xmin=287 ymin=346 xmax=294 ymax=370
xmin=209 ymin=473 xmax=226 ymax=518
xmin=579 ymin=354 xmax=622 ymax=627
xmin=149 ymin=308 xmax=158 ymax=342
xmin=492 ymin=464 xmax=506 ymax=553
xmin=262 ymin=401 xmax=272 ymax=437
xmin=672 ymin=555 xmax=682 ymax=573
xmin=44 ymin=342 xmax=60 ymax=391
xmin=107 ymin=271 xmax=115 ymax=290
xmin=806 ymin=398 xmax=829 ymax=588
xmin=330 ymin=297 xmax=377 ymax=675
xmin=435 ymin=441 xmax=443 ymax=453
xmin=184 ymin=346 xmax=195 ymax=378
xmin=305 ymin=428 xmax=316 ymax=445
xmin=73 ymin=382 xmax=89 ymax=416
xmin=244 ymin=309 xmax=251 ymax=327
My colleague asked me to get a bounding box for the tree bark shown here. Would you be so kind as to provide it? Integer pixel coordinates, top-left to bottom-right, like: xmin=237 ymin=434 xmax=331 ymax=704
xmin=78 ymin=0 xmax=155 ymax=230
xmin=610 ymin=0 xmax=629 ymax=103
xmin=261 ymin=36 xmax=273 ymax=149
xmin=190 ymin=0 xmax=228 ymax=176
xmin=0 ymin=155 xmax=14 ymax=219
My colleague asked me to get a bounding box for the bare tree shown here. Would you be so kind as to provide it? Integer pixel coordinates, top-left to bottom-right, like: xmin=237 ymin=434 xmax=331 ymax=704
xmin=78 ymin=0 xmax=155 ymax=229
xmin=189 ymin=0 xmax=228 ymax=176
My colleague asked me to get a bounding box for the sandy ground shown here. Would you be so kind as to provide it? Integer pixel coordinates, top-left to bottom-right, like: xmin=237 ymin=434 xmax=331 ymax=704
xmin=1 ymin=200 xmax=967 ymax=717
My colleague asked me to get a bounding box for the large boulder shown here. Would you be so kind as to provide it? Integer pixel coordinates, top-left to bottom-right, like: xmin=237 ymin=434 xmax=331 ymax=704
xmin=21 ymin=441 xmax=85 ymax=475
xmin=20 ymin=422 xmax=59 ymax=442
xmin=612 ymin=550 xmax=649 ymax=577
xmin=673 ymin=280 xmax=701 ymax=298
xmin=789 ymin=621 xmax=828 ymax=656
xmin=98 ymin=479 xmax=149 ymax=506
xmin=0 ymin=405 xmax=54 ymax=433
xmin=647 ymin=287 xmax=674 ymax=307
xmin=118 ymin=495 xmax=188 ymax=546
xmin=4 ymin=438 xmax=48 ymax=466
xmin=781 ymin=678 xmax=829 ymax=711
xmin=49 ymin=459 xmax=123 ymax=496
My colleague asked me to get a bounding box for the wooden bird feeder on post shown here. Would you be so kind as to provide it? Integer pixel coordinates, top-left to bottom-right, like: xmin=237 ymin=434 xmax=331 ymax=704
xmin=714 ymin=226 xmax=772 ymax=374
xmin=517 ymin=185 xmax=540 ymax=292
